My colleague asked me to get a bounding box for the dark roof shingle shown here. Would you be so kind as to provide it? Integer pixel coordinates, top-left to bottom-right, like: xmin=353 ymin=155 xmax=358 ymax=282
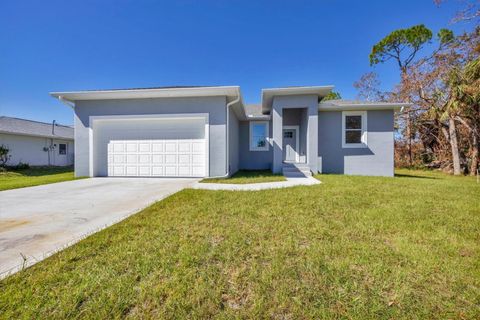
xmin=0 ymin=116 xmax=74 ymax=140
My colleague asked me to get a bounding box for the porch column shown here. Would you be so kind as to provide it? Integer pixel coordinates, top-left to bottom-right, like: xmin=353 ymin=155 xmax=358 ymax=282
xmin=272 ymin=101 xmax=283 ymax=174
xmin=307 ymin=104 xmax=318 ymax=173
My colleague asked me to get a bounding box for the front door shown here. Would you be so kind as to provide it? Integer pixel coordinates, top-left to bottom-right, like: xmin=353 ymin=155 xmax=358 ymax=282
xmin=283 ymin=129 xmax=297 ymax=162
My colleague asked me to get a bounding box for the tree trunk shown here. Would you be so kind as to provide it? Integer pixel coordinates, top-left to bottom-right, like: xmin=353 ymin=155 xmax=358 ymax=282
xmin=448 ymin=116 xmax=462 ymax=175
xmin=470 ymin=130 xmax=479 ymax=176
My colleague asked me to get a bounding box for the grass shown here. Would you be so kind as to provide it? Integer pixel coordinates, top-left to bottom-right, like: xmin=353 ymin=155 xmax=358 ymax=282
xmin=0 ymin=169 xmax=479 ymax=319
xmin=200 ymin=169 xmax=286 ymax=184
xmin=0 ymin=166 xmax=78 ymax=191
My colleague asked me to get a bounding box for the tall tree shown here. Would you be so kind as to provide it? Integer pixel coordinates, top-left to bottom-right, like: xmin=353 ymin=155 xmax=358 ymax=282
xmin=369 ymin=24 xmax=433 ymax=165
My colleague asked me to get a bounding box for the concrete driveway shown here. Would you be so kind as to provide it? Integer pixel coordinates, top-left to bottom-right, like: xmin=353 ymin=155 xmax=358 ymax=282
xmin=0 ymin=177 xmax=198 ymax=277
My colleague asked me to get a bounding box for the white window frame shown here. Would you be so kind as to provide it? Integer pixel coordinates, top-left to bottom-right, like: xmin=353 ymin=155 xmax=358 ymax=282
xmin=249 ymin=121 xmax=269 ymax=151
xmin=342 ymin=111 xmax=367 ymax=148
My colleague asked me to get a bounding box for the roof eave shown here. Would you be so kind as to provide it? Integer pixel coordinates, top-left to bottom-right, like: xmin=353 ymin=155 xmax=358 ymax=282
xmin=50 ymin=86 xmax=241 ymax=102
xmin=261 ymin=86 xmax=334 ymax=113
xmin=0 ymin=130 xmax=74 ymax=140
xmin=318 ymin=102 xmax=412 ymax=112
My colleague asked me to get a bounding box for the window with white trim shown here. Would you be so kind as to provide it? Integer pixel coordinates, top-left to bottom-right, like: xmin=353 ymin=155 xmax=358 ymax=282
xmin=249 ymin=121 xmax=269 ymax=151
xmin=342 ymin=111 xmax=367 ymax=148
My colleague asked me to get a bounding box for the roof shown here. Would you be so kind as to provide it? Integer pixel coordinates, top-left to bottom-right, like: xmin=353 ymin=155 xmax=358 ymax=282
xmin=0 ymin=116 xmax=74 ymax=140
xmin=50 ymin=85 xmax=410 ymax=119
xmin=50 ymin=86 xmax=242 ymax=103
xmin=262 ymin=86 xmax=334 ymax=113
xmin=318 ymin=99 xmax=411 ymax=111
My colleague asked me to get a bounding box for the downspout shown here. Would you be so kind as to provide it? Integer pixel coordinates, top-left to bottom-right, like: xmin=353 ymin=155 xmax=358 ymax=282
xmin=209 ymin=89 xmax=241 ymax=178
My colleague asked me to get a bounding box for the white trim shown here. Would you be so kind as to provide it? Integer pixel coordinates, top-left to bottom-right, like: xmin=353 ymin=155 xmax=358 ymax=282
xmin=342 ymin=111 xmax=367 ymax=149
xmin=51 ymin=86 xmax=240 ymax=102
xmin=282 ymin=125 xmax=300 ymax=163
xmin=319 ymin=102 xmax=410 ymax=112
xmin=249 ymin=121 xmax=269 ymax=151
xmin=88 ymin=113 xmax=209 ymax=177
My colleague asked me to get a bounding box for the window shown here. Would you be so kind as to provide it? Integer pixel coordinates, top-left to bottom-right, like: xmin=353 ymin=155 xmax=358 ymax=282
xmin=342 ymin=111 xmax=367 ymax=148
xmin=249 ymin=121 xmax=269 ymax=151
xmin=284 ymin=131 xmax=293 ymax=138
xmin=59 ymin=143 xmax=67 ymax=155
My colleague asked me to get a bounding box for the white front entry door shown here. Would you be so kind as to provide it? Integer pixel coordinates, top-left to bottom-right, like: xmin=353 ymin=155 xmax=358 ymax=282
xmin=108 ymin=139 xmax=206 ymax=177
xmin=283 ymin=129 xmax=297 ymax=162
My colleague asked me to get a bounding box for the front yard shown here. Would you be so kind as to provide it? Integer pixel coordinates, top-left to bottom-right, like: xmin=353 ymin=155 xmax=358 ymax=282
xmin=0 ymin=166 xmax=76 ymax=191
xmin=0 ymin=170 xmax=479 ymax=319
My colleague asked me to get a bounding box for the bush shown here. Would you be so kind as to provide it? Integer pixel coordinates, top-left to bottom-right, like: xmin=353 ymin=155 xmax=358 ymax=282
xmin=9 ymin=162 xmax=30 ymax=170
xmin=0 ymin=144 xmax=11 ymax=167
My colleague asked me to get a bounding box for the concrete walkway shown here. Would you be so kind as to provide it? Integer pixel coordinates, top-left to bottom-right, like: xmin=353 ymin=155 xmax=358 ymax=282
xmin=0 ymin=177 xmax=198 ymax=278
xmin=192 ymin=176 xmax=320 ymax=191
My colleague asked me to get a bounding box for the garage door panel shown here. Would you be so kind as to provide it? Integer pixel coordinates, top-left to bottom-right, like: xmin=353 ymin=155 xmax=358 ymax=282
xmin=178 ymin=166 xmax=190 ymax=176
xmin=152 ymin=143 xmax=164 ymax=152
xmin=113 ymin=154 xmax=126 ymax=163
xmin=192 ymin=166 xmax=204 ymax=176
xmin=178 ymin=142 xmax=191 ymax=153
xmin=113 ymin=143 xmax=125 ymax=152
xmin=138 ymin=143 xmax=150 ymax=152
xmin=164 ymin=154 xmax=176 ymax=164
xmin=192 ymin=142 xmax=204 ymax=153
xmin=126 ymin=143 xmax=137 ymax=152
xmin=164 ymin=166 xmax=176 ymax=176
xmin=126 ymin=154 xmax=137 ymax=163
xmin=139 ymin=154 xmax=150 ymax=163
xmin=107 ymin=138 xmax=206 ymax=177
xmin=152 ymin=154 xmax=163 ymax=164
xmin=152 ymin=166 xmax=163 ymax=176
xmin=192 ymin=154 xmax=204 ymax=164
xmin=138 ymin=166 xmax=151 ymax=176
xmin=178 ymin=154 xmax=190 ymax=164
xmin=165 ymin=142 xmax=176 ymax=152
xmin=126 ymin=166 xmax=138 ymax=176
xmin=113 ymin=166 xmax=125 ymax=176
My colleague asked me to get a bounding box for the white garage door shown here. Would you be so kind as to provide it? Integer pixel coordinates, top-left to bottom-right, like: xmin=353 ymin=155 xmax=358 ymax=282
xmin=108 ymin=139 xmax=206 ymax=177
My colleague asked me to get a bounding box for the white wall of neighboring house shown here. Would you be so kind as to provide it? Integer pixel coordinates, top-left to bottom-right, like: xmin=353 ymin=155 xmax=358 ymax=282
xmin=0 ymin=133 xmax=74 ymax=166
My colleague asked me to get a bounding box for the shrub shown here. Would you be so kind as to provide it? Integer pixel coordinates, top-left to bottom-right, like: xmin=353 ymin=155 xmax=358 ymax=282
xmin=11 ymin=162 xmax=30 ymax=170
xmin=0 ymin=144 xmax=11 ymax=167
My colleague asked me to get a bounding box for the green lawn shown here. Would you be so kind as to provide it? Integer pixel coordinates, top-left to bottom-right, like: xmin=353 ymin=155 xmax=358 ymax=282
xmin=1 ymin=170 xmax=479 ymax=319
xmin=0 ymin=166 xmax=77 ymax=191
xmin=200 ymin=169 xmax=286 ymax=184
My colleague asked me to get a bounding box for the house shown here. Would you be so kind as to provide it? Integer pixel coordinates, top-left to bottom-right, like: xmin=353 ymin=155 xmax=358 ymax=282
xmin=50 ymin=86 xmax=408 ymax=178
xmin=0 ymin=116 xmax=74 ymax=166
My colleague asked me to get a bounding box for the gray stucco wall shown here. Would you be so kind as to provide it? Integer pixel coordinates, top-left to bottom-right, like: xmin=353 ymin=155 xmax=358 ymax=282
xmin=318 ymin=110 xmax=394 ymax=176
xmin=239 ymin=120 xmax=273 ymax=170
xmin=74 ymin=96 xmax=227 ymax=177
xmin=228 ymin=107 xmax=239 ymax=175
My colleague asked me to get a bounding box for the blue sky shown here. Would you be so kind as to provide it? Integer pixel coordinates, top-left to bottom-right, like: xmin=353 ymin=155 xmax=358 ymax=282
xmin=0 ymin=0 xmax=471 ymax=125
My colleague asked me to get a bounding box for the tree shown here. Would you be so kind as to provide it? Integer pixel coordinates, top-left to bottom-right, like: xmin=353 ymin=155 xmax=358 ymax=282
xmin=353 ymin=72 xmax=388 ymax=101
xmin=369 ymin=24 xmax=434 ymax=165
xmin=322 ymin=90 xmax=342 ymax=101
xmin=434 ymin=0 xmax=480 ymax=23
xmin=393 ymin=27 xmax=479 ymax=175
xmin=369 ymin=24 xmax=433 ymax=73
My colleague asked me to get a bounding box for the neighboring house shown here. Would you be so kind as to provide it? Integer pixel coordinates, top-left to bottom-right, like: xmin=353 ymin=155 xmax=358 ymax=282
xmin=0 ymin=116 xmax=74 ymax=166
xmin=50 ymin=86 xmax=409 ymax=178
